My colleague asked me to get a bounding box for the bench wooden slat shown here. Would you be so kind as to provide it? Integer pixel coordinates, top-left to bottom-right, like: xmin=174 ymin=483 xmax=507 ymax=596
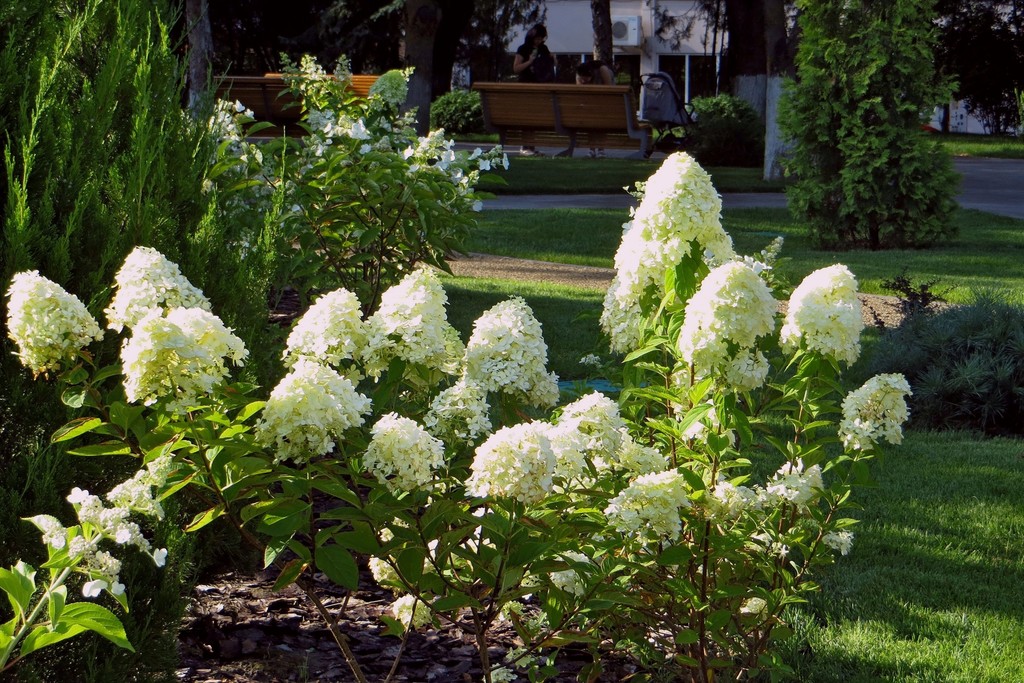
xmin=472 ymin=82 xmax=650 ymax=157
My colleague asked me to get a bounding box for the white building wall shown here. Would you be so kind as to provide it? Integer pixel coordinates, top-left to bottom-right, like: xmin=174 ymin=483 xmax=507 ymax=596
xmin=511 ymin=0 xmax=724 ymax=76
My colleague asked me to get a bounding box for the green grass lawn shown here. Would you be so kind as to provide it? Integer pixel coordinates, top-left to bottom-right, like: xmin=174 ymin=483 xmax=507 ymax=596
xmin=781 ymin=431 xmax=1024 ymax=681
xmin=468 ymin=207 xmax=1024 ymax=303
xmin=477 ymin=157 xmax=785 ymax=194
xmin=937 ymin=132 xmax=1024 ymax=159
xmin=441 ymin=275 xmax=606 ymax=381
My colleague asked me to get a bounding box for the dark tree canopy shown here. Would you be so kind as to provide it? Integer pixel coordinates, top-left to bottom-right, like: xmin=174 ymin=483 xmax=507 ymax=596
xmin=935 ymin=0 xmax=1024 ymax=133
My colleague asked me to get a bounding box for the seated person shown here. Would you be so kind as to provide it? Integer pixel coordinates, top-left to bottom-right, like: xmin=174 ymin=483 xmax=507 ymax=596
xmin=575 ymin=60 xmax=616 ymax=158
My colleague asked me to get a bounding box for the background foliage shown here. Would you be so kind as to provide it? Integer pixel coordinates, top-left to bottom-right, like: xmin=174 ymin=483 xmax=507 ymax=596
xmin=689 ymin=94 xmax=764 ymax=168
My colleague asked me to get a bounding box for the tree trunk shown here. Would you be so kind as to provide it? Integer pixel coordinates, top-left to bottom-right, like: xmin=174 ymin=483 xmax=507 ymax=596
xmin=591 ymin=0 xmax=613 ymax=63
xmin=432 ymin=0 xmax=474 ymax=95
xmin=762 ymin=0 xmax=793 ymax=181
xmin=185 ymin=0 xmax=212 ymax=112
xmin=724 ymin=0 xmax=766 ymax=119
xmin=404 ymin=0 xmax=440 ymax=135
xmin=733 ymin=75 xmax=766 ymax=120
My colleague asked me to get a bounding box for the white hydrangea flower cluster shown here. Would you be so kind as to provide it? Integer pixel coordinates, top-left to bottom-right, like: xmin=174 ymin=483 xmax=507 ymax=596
xmin=548 ymin=393 xmax=625 ymax=481
xmin=282 ymin=287 xmax=366 ymax=370
xmin=468 ymin=146 xmax=510 ymax=174
xmin=763 ymin=459 xmax=824 ymax=507
xmin=601 ymin=152 xmax=734 ymax=353
xmin=740 ymin=597 xmax=767 ymax=616
xmin=30 ymin=474 xmax=169 ymax=598
xmin=463 ymin=297 xmax=560 ymax=408
xmin=705 ymin=478 xmax=760 ymax=522
xmin=107 ymin=452 xmax=176 ymax=519
xmin=363 ymin=413 xmax=445 ymax=493
xmin=489 ymin=667 xmax=518 ymax=683
xmin=207 ymin=99 xmax=255 ymax=163
xmin=822 ymin=530 xmax=854 ymax=556
xmin=839 ymin=373 xmax=912 ymax=451
xmin=362 ymin=269 xmax=465 ymax=379
xmin=368 ymin=556 xmax=401 ymax=591
xmin=368 ymin=68 xmax=411 ymax=108
xmin=423 ymin=378 xmax=492 ymax=444
xmin=120 ymin=308 xmax=247 ymax=412
xmin=780 ymin=264 xmax=864 ymax=364
xmin=549 ymin=550 xmax=593 ymax=597
xmin=677 ymin=261 xmax=777 ymax=391
xmin=257 ymin=358 xmax=372 ymax=463
xmin=604 ymin=469 xmax=691 ymax=541
xmin=391 ymin=594 xmax=431 ymax=629
xmin=105 ymin=246 xmax=211 ymax=332
xmin=466 ymin=422 xmax=556 ymax=505
xmin=5 ymin=271 xmax=104 ymax=374
xmin=607 ymin=431 xmax=669 ymax=475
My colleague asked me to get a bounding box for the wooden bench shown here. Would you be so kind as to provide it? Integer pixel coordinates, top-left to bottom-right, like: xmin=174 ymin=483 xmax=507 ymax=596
xmin=215 ymin=73 xmax=379 ymax=136
xmin=472 ymin=82 xmax=651 ymax=157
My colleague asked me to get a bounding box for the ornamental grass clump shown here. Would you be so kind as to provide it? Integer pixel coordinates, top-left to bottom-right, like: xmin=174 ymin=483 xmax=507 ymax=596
xmin=7 ymin=153 xmax=911 ymax=682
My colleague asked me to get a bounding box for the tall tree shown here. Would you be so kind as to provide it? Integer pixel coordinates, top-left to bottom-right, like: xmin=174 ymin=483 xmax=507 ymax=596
xmin=590 ymin=0 xmax=613 ymax=63
xmin=404 ymin=0 xmax=439 ymax=134
xmin=724 ymin=0 xmax=767 ymax=118
xmin=185 ymin=0 xmax=212 ymax=108
xmin=762 ymin=0 xmax=794 ymax=180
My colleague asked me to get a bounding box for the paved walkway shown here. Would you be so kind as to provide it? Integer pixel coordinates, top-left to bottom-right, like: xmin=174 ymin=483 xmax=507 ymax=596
xmin=483 ymin=157 xmax=1024 ymax=219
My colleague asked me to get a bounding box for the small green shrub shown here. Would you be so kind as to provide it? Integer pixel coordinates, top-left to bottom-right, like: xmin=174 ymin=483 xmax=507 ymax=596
xmin=867 ymin=293 xmax=1024 ymax=435
xmin=689 ymin=94 xmax=764 ymax=167
xmin=781 ymin=0 xmax=958 ymax=249
xmin=429 ymin=88 xmax=485 ymax=135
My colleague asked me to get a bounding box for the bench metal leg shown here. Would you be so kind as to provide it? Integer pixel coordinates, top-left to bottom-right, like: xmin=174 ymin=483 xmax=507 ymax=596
xmin=555 ymin=132 xmax=577 ymax=157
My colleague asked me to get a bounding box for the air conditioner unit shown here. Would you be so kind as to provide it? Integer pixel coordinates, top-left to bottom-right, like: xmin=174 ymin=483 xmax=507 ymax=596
xmin=612 ymin=16 xmax=642 ymax=47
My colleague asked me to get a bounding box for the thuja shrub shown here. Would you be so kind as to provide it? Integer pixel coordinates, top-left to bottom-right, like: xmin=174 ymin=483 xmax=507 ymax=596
xmin=211 ymin=57 xmax=506 ymax=313
xmin=5 ymin=152 xmax=911 ymax=682
xmin=781 ymin=0 xmax=958 ymax=249
xmin=868 ymin=293 xmax=1024 ymax=435
xmin=689 ymin=94 xmax=764 ymax=168
xmin=430 ymin=89 xmax=486 ymax=135
xmin=0 ymin=0 xmax=275 ymax=678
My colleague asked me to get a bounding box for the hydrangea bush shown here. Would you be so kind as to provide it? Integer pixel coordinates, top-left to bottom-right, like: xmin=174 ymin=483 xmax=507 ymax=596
xmin=208 ymin=55 xmax=508 ymax=314
xmin=4 ymin=150 xmax=911 ymax=682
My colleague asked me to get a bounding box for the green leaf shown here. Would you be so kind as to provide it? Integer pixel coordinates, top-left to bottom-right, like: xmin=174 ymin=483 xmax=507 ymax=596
xmin=272 ymin=558 xmax=307 ymax=591
xmin=236 ymin=401 xmax=266 ymax=422
xmin=430 ymin=593 xmax=480 ymax=612
xmin=20 ymin=622 xmax=89 ymax=658
xmin=48 ymin=585 xmax=67 ymax=626
xmin=379 ymin=614 xmax=407 ymax=638
xmin=315 ymin=544 xmax=359 ymax=590
xmin=507 ymin=542 xmax=552 ymax=568
xmin=333 ymin=525 xmax=383 ymax=555
xmin=0 ymin=562 xmax=36 ymax=618
xmin=61 ymin=387 xmax=88 ymax=409
xmin=396 ymin=547 xmax=425 ymax=585
xmin=57 ymin=602 xmax=134 ymax=651
xmin=51 ymin=417 xmax=104 ymax=443
xmin=67 ymin=442 xmax=133 ymax=457
xmin=184 ymin=505 xmax=225 ymax=532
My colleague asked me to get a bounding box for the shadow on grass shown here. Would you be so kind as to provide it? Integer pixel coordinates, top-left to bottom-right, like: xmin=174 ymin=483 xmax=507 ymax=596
xmin=783 ymin=433 xmax=1024 ymax=680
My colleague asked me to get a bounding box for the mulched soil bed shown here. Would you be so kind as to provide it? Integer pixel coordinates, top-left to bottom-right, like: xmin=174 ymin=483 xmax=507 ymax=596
xmin=176 ymin=564 xmax=635 ymax=683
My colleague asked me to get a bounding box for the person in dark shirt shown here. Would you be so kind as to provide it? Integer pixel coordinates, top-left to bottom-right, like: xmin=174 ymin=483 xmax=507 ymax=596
xmin=512 ymin=24 xmax=555 ymax=155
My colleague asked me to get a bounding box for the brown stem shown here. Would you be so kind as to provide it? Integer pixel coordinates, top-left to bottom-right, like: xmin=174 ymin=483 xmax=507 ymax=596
xmin=296 ymin=576 xmax=368 ymax=683
xmin=382 ymin=615 xmax=414 ymax=683
xmin=472 ymin=609 xmax=493 ymax=683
